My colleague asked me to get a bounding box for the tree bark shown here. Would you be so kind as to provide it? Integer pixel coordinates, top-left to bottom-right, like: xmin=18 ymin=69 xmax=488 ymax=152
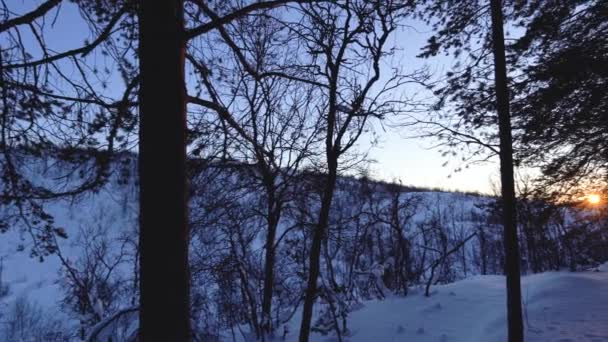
xmin=489 ymin=0 xmax=524 ymax=341
xmin=138 ymin=0 xmax=190 ymax=340
xmin=261 ymin=200 xmax=280 ymax=337
xmin=299 ymin=162 xmax=338 ymax=342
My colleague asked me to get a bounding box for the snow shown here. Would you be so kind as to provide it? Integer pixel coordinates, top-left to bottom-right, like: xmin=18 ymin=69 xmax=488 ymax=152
xmin=279 ymin=264 xmax=608 ymax=342
xmin=2 ymin=160 xmax=606 ymax=341
xmin=0 ymin=169 xmax=138 ymax=336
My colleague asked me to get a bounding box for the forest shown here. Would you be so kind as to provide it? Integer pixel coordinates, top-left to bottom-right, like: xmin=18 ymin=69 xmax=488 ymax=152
xmin=0 ymin=0 xmax=606 ymax=341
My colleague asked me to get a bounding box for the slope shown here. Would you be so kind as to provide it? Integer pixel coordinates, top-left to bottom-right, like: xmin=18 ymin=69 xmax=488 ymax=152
xmin=281 ymin=264 xmax=608 ymax=342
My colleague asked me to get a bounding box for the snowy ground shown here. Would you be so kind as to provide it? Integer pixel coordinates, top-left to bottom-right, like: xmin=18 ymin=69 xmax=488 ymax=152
xmin=2 ymin=178 xmax=606 ymax=341
xmin=280 ymin=264 xmax=608 ymax=342
xmin=4 ymin=232 xmax=608 ymax=341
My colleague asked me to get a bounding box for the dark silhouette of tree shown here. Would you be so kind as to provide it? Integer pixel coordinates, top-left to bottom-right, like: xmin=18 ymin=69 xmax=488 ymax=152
xmin=509 ymin=0 xmax=608 ymax=199
xmin=415 ymin=1 xmax=608 ymax=335
xmin=187 ymin=9 xmax=324 ymax=337
xmin=489 ymin=1 xmax=524 ymax=339
xmin=137 ymin=0 xmax=190 ymax=340
xmin=416 ymin=0 xmax=524 ymax=340
xmin=0 ymin=0 xmax=138 ymax=259
xmin=415 ymin=0 xmax=607 ymax=199
xmin=287 ymin=1 xmax=418 ymax=340
xmin=2 ymin=1 xmax=326 ymax=340
xmin=138 ymin=1 xmax=332 ymax=340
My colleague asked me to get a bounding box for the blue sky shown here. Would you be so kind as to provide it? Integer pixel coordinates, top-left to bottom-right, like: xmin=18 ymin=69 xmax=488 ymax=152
xmin=8 ymin=1 xmax=500 ymax=194
xmin=358 ymin=23 xmax=500 ymax=194
xmin=363 ymin=129 xmax=500 ymax=194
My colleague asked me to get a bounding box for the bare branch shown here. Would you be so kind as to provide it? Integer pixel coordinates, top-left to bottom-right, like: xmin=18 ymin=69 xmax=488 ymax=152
xmin=0 ymin=0 xmax=62 ymax=33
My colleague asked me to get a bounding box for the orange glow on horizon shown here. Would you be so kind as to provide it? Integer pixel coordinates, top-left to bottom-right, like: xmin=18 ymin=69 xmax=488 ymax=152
xmin=587 ymin=194 xmax=601 ymax=205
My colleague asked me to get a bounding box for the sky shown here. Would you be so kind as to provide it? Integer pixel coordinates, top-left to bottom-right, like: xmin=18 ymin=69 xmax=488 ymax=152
xmin=8 ymin=1 xmax=501 ymax=194
xmin=363 ymin=129 xmax=500 ymax=194
xmin=359 ymin=24 xmax=501 ymax=194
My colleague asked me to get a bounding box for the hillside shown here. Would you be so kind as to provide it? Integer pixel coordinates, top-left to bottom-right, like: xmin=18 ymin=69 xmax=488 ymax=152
xmin=280 ymin=264 xmax=608 ymax=342
xmin=0 ymin=159 xmax=606 ymax=341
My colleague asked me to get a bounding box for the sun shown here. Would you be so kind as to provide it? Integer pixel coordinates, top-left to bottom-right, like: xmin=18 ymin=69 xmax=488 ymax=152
xmin=587 ymin=194 xmax=601 ymax=205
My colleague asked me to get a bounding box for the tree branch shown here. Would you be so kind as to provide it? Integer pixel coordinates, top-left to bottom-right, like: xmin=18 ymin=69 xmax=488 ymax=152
xmin=185 ymin=0 xmax=321 ymax=40
xmin=0 ymin=0 xmax=62 ymax=33
xmin=5 ymin=5 xmax=127 ymax=70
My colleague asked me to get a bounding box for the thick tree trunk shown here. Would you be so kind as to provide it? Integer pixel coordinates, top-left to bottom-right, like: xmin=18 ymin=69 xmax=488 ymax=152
xmin=299 ymin=165 xmax=338 ymax=342
xmin=489 ymin=1 xmax=524 ymax=341
xmin=138 ymin=0 xmax=190 ymax=340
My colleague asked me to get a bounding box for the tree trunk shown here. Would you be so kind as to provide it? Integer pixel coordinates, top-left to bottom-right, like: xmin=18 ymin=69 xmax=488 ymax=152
xmin=138 ymin=0 xmax=190 ymax=340
xmin=489 ymin=1 xmax=524 ymax=341
xmin=478 ymin=226 xmax=488 ymax=275
xmin=261 ymin=204 xmax=280 ymax=337
xmin=299 ymin=165 xmax=337 ymax=342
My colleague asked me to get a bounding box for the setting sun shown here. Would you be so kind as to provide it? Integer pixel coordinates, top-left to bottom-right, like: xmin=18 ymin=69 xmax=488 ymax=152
xmin=588 ymin=194 xmax=601 ymax=205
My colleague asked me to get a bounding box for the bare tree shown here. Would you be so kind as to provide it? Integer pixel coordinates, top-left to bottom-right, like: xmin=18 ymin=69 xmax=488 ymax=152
xmin=55 ymin=209 xmax=136 ymax=339
xmin=370 ymin=182 xmax=421 ymax=295
xmin=278 ymin=2 xmax=420 ymax=340
xmin=186 ymin=9 xmax=324 ymax=337
xmin=138 ymin=1 xmax=327 ymax=339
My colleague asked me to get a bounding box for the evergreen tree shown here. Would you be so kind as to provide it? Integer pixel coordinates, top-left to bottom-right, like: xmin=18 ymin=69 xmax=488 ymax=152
xmin=417 ymin=0 xmax=524 ymax=339
xmin=510 ymin=0 xmax=608 ymax=198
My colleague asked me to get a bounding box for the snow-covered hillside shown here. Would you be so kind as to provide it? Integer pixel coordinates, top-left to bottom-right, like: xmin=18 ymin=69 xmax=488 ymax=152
xmin=279 ymin=265 xmax=608 ymax=342
xmin=0 ymin=162 xmax=138 ymax=341
xmin=1 ymin=159 xmax=607 ymax=341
